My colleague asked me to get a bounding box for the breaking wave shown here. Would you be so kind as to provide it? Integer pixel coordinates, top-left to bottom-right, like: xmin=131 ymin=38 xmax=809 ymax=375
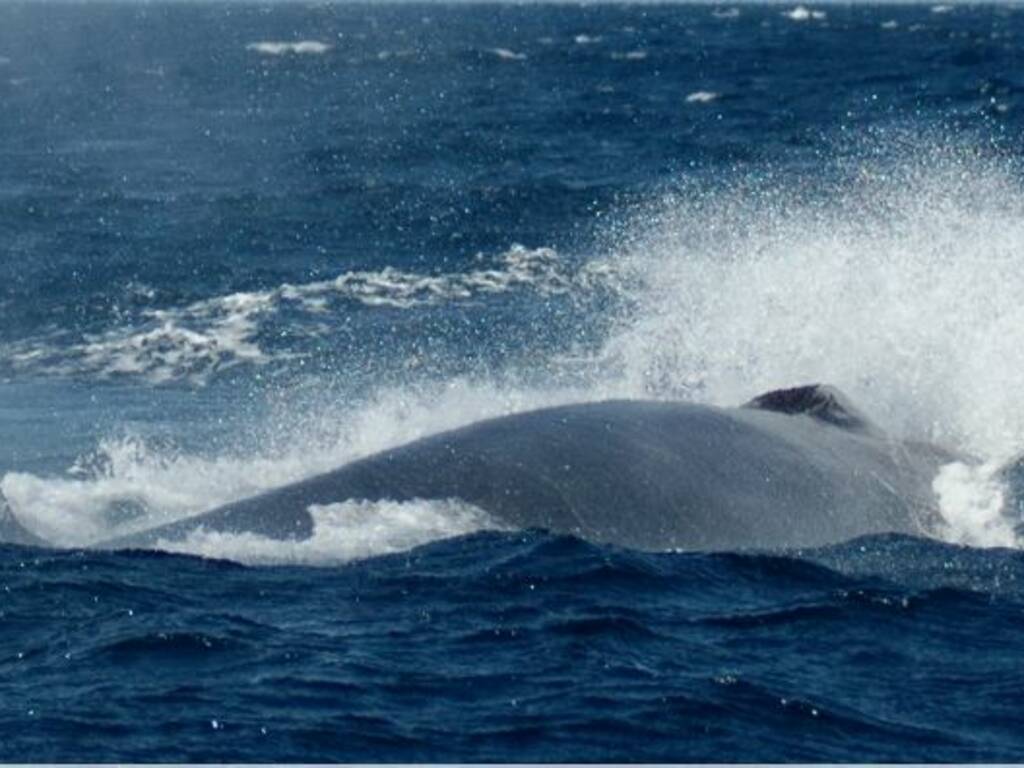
xmin=246 ymin=41 xmax=331 ymax=56
xmin=4 ymin=245 xmax=615 ymax=384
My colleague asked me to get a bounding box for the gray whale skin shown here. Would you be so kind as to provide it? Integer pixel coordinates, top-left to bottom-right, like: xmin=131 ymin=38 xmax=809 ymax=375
xmin=84 ymin=383 xmax=963 ymax=553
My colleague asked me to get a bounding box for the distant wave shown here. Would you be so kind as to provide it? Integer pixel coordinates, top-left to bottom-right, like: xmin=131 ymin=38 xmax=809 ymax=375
xmin=784 ymin=6 xmax=826 ymax=22
xmin=246 ymin=41 xmax=331 ymax=56
xmin=611 ymin=51 xmax=648 ymax=61
xmin=488 ymin=48 xmax=527 ymax=61
xmin=685 ymin=90 xmax=719 ymax=104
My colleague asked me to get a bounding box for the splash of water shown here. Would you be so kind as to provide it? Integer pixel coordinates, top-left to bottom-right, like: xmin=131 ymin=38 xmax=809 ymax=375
xmin=599 ymin=134 xmax=1024 ymax=463
xmin=589 ymin=132 xmax=1024 ymax=547
xmin=158 ymin=498 xmax=498 ymax=567
xmin=0 ymin=378 xmax=594 ymax=550
xmin=8 ymin=132 xmax=1024 ymax=557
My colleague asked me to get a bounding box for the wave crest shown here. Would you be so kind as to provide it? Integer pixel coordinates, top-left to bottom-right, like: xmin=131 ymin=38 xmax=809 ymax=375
xmin=5 ymin=245 xmax=614 ymax=384
xmin=246 ymin=41 xmax=331 ymax=56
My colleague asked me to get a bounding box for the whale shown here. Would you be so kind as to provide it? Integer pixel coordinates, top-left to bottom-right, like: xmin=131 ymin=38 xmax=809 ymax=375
xmin=90 ymin=384 xmax=964 ymax=553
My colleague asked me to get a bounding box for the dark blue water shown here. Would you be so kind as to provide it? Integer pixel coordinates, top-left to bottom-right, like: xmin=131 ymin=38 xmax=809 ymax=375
xmin=3 ymin=0 xmax=1024 ymax=760
xmin=4 ymin=532 xmax=1024 ymax=761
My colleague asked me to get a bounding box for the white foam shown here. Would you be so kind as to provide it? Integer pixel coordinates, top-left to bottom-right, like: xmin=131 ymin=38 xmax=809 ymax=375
xmin=712 ymin=8 xmax=741 ymax=19
xmin=685 ymin=91 xmax=719 ymax=104
xmin=489 ymin=48 xmax=527 ymax=61
xmin=931 ymin=5 xmax=954 ymax=14
xmin=784 ymin=6 xmax=826 ymax=21
xmin=595 ymin=133 xmax=1024 ymax=468
xmin=612 ymin=51 xmax=648 ymax=61
xmin=246 ymin=41 xmax=331 ymax=56
xmin=932 ymin=461 xmax=1018 ymax=548
xmin=156 ymin=498 xmax=499 ymax=566
xmin=881 ymin=20 xmax=900 ymax=30
xmin=0 ymin=434 xmax=302 ymax=546
xmin=7 ymin=246 xmax=605 ymax=384
xmin=574 ymin=34 xmax=602 ymax=45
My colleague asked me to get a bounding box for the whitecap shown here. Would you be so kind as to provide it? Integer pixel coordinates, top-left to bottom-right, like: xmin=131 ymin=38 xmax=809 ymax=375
xmin=574 ymin=34 xmax=602 ymax=45
xmin=686 ymin=90 xmax=719 ymax=104
xmin=488 ymin=48 xmax=527 ymax=61
xmin=246 ymin=41 xmax=331 ymax=56
xmin=5 ymin=245 xmax=617 ymax=384
xmin=784 ymin=6 xmax=826 ymax=21
xmin=611 ymin=50 xmax=648 ymax=61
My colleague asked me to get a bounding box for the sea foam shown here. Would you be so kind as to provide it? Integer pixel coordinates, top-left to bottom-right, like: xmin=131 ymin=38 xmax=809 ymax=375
xmin=6 ymin=245 xmax=609 ymax=385
xmin=157 ymin=498 xmax=499 ymax=566
xmin=488 ymin=48 xmax=527 ymax=61
xmin=784 ymin=6 xmax=826 ymax=22
xmin=246 ymin=41 xmax=331 ymax=56
xmin=685 ymin=91 xmax=719 ymax=104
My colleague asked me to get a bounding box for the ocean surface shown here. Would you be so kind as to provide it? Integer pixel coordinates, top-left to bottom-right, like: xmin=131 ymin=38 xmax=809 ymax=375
xmin=3 ymin=0 xmax=1024 ymax=760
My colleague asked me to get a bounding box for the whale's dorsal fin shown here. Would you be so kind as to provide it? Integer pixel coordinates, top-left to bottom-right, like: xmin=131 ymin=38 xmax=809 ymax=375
xmin=743 ymin=384 xmax=877 ymax=433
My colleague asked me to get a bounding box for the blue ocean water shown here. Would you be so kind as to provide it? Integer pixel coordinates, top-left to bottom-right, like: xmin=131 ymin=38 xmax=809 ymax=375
xmin=3 ymin=0 xmax=1024 ymax=760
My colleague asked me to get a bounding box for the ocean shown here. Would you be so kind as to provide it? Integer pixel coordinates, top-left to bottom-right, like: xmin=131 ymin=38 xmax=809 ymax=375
xmin=2 ymin=0 xmax=1024 ymax=760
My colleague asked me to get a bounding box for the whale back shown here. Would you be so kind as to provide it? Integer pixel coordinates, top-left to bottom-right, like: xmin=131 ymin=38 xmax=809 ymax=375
xmin=104 ymin=389 xmax=949 ymax=553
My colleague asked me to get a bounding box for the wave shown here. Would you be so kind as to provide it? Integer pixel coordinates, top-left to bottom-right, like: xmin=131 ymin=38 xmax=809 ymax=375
xmin=246 ymin=41 xmax=331 ymax=56
xmin=784 ymin=6 xmax=826 ymax=22
xmin=488 ymin=48 xmax=527 ymax=61
xmin=685 ymin=91 xmax=719 ymax=104
xmin=611 ymin=51 xmax=648 ymax=61
xmin=5 ymin=245 xmax=614 ymax=384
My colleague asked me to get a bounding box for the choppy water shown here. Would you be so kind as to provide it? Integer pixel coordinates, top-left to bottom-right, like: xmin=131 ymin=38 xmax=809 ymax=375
xmin=3 ymin=0 xmax=1024 ymax=760
xmin=4 ymin=533 xmax=1024 ymax=762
